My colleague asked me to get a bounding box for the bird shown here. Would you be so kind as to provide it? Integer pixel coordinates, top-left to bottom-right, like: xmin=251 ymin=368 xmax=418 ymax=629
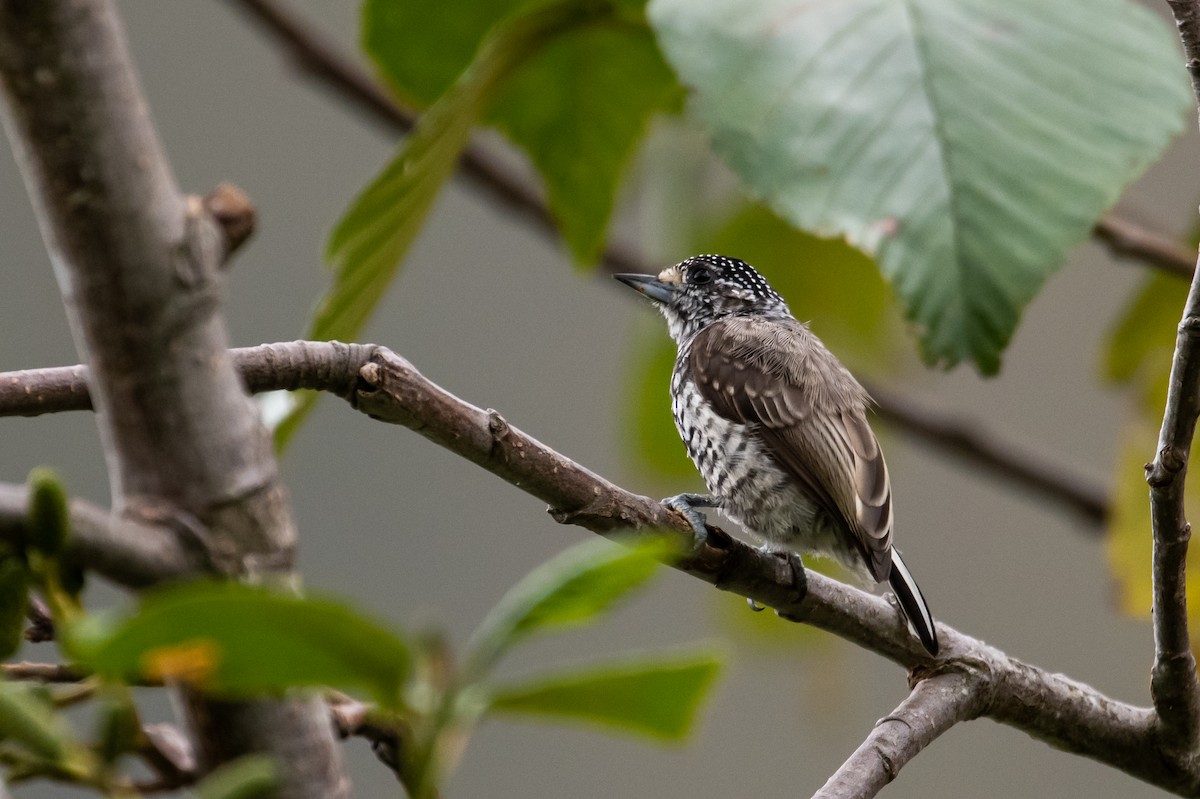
xmin=615 ymin=254 xmax=939 ymax=655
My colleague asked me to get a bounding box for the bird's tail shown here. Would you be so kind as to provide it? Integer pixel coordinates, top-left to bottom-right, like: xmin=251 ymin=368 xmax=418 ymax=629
xmin=888 ymin=550 xmax=939 ymax=655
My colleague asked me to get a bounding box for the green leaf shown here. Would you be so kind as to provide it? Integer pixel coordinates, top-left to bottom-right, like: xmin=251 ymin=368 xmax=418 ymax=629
xmin=0 ymin=549 xmax=30 ymax=659
xmin=26 ymin=467 xmax=69 ymax=556
xmin=365 ymin=0 xmax=682 ymax=264
xmin=1103 ymin=271 xmax=1188 ymax=407
xmin=649 ymin=0 xmax=1190 ymax=372
xmin=489 ymin=650 xmax=723 ymax=741
xmin=194 ymin=755 xmax=278 ymax=799
xmin=1103 ymin=410 xmax=1200 ymax=631
xmin=278 ymin=1 xmax=618 ymax=449
xmin=1102 ymin=275 xmax=1200 ymax=647
xmin=0 ymin=680 xmax=73 ymax=763
xmin=465 ymin=537 xmax=673 ymax=677
xmin=626 ymin=329 xmax=696 ymax=481
xmin=491 ymin=24 xmax=682 ymax=262
xmin=94 ymin=692 xmax=139 ymax=766
xmin=68 ymin=582 xmax=411 ymax=708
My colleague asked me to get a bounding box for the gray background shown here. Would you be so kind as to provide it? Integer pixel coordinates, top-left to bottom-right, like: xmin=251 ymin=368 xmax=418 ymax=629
xmin=0 ymin=2 xmax=1193 ymax=796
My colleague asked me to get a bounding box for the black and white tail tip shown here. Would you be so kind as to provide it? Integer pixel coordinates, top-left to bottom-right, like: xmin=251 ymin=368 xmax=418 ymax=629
xmin=888 ymin=551 xmax=939 ymax=655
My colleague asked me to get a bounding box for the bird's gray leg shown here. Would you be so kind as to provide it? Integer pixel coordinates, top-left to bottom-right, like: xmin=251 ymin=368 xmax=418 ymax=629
xmin=662 ymin=493 xmax=721 ymax=546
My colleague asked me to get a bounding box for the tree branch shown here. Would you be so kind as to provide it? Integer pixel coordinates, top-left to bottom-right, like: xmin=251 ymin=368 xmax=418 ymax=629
xmin=0 ymin=662 xmax=88 ymax=683
xmin=0 ymin=339 xmax=1185 ymax=787
xmin=864 ymin=382 xmax=1108 ymax=526
xmin=2 ymin=339 xmax=1179 ymax=790
xmin=1095 ymin=212 xmax=1195 ymax=279
xmin=269 ymin=342 xmax=1200 ymax=793
xmin=0 ymin=2 xmax=345 ymax=795
xmin=0 ymin=354 xmax=1112 ymax=531
xmin=1145 ymin=0 xmax=1200 ymax=760
xmin=0 ymin=483 xmax=197 ymax=588
xmin=812 ymin=671 xmax=985 ymax=799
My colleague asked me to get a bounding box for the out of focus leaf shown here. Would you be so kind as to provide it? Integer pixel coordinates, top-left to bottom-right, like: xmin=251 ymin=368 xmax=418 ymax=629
xmin=650 ymin=0 xmax=1190 ymax=372
xmin=69 ymin=582 xmax=411 ymax=708
xmin=465 ymin=536 xmax=673 ymax=676
xmin=364 ymin=0 xmax=682 ymax=264
xmin=489 ymin=650 xmax=723 ymax=740
xmin=1105 ymin=411 xmax=1200 ymax=633
xmin=1103 ymin=273 xmax=1200 ymax=650
xmin=26 ymin=467 xmax=69 ymax=557
xmin=94 ymin=692 xmax=139 ymax=766
xmin=1103 ymin=271 xmax=1187 ymax=407
xmin=0 ymin=548 xmax=29 ymax=659
xmin=279 ymin=0 xmax=611 ymax=448
xmin=626 ymin=329 xmax=695 ymax=481
xmin=0 ymin=680 xmax=74 ymax=763
xmin=194 ymin=755 xmax=277 ymax=799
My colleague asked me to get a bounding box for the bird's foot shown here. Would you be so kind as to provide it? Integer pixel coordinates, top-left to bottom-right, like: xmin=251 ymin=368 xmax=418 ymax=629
xmin=662 ymin=493 xmax=720 ymax=548
xmin=747 ymin=598 xmax=765 ymax=612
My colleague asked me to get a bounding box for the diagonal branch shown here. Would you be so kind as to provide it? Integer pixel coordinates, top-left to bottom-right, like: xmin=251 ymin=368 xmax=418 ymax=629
xmin=0 ymin=358 xmax=1112 ymax=528
xmin=864 ymin=382 xmax=1108 ymax=526
xmin=1095 ymin=212 xmax=1195 ymax=279
xmin=1147 ymin=0 xmax=1200 ymax=758
xmin=811 ymin=671 xmax=986 ymax=799
xmin=1 ymin=339 xmax=1187 ymax=790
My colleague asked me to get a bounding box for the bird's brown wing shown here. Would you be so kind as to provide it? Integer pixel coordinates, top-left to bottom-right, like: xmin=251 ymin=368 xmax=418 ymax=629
xmin=689 ymin=317 xmax=893 ymax=581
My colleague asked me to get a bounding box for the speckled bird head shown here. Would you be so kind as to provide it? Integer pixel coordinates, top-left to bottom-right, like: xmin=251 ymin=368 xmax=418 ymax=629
xmin=615 ymin=254 xmax=791 ymax=343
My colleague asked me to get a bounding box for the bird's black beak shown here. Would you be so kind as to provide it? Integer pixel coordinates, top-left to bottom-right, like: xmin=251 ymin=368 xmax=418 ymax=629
xmin=614 ymin=273 xmax=676 ymax=305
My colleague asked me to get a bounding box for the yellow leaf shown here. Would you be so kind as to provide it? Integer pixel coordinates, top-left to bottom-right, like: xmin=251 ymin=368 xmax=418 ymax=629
xmin=140 ymin=639 xmax=221 ymax=687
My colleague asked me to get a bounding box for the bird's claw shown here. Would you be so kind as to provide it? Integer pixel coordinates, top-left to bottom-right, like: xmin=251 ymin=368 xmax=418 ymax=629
xmin=662 ymin=493 xmax=719 ymax=548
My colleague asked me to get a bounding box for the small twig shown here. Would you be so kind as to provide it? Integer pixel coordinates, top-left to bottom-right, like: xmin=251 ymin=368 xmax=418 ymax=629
xmin=135 ymin=723 xmax=198 ymax=793
xmin=0 ymin=661 xmax=86 ymax=682
xmin=23 ymin=596 xmax=54 ymax=643
xmin=865 ymin=382 xmax=1108 ymax=526
xmin=1094 ymin=213 xmax=1195 ymax=279
xmin=1148 ymin=0 xmax=1200 ymax=758
xmin=812 ymin=671 xmax=986 ymax=799
xmin=328 ymin=694 xmax=408 ymax=785
xmin=200 ymin=182 xmax=257 ymax=261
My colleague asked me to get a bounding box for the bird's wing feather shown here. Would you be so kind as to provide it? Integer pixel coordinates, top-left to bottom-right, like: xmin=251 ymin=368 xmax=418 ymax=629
xmin=689 ymin=317 xmax=893 ymax=580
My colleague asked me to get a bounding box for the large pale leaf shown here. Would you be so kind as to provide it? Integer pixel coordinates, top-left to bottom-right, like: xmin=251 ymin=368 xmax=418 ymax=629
xmin=364 ymin=0 xmax=682 ymax=264
xmin=489 ymin=650 xmax=723 ymax=740
xmin=650 ymin=0 xmax=1190 ymax=372
xmin=69 ymin=582 xmax=412 ymax=707
xmin=464 ymin=537 xmax=672 ymax=677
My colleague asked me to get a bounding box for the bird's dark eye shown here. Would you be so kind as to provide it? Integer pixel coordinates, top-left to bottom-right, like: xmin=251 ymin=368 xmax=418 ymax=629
xmin=688 ymin=266 xmax=713 ymax=285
